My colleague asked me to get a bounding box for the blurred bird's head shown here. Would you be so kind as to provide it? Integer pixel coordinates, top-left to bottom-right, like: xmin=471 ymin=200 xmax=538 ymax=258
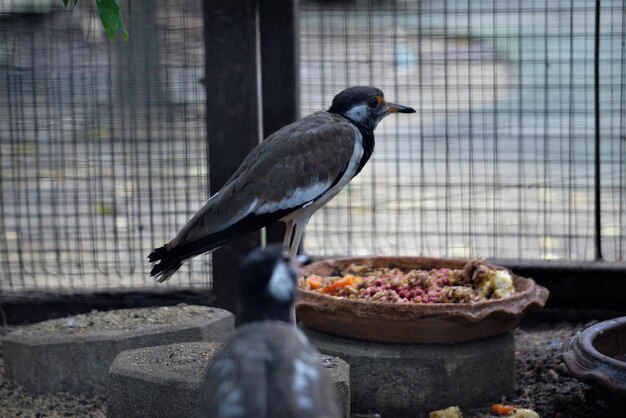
xmin=236 ymin=244 xmax=297 ymax=326
xmin=328 ymin=86 xmax=415 ymax=131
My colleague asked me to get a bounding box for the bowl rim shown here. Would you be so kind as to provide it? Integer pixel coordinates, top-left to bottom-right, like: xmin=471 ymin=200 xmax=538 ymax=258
xmin=572 ymin=317 xmax=626 ymax=371
xmin=297 ymin=256 xmax=549 ymax=322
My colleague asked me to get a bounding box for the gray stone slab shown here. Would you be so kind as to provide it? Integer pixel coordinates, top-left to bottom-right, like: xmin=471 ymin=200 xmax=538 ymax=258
xmin=2 ymin=305 xmax=234 ymax=396
xmin=304 ymin=327 xmax=515 ymax=418
xmin=322 ymin=355 xmax=351 ymax=418
xmin=107 ymin=342 xmax=350 ymax=418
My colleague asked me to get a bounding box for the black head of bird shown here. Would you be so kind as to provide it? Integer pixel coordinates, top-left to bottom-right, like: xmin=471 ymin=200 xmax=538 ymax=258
xmin=235 ymin=244 xmax=296 ymax=326
xmin=149 ymin=86 xmax=415 ymax=283
xmin=328 ymin=86 xmax=415 ymax=132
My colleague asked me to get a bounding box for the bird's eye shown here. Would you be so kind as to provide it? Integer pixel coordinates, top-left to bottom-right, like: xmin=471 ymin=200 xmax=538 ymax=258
xmin=367 ymin=98 xmax=378 ymax=108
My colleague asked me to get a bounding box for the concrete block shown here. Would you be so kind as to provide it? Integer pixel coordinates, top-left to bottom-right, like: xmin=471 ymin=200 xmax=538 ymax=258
xmin=322 ymin=355 xmax=351 ymax=418
xmin=304 ymin=327 xmax=515 ymax=418
xmin=107 ymin=342 xmax=350 ymax=418
xmin=2 ymin=305 xmax=234 ymax=396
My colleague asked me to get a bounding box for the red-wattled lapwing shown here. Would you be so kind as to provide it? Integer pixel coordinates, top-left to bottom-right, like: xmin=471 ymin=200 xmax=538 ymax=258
xmin=200 ymin=245 xmax=340 ymax=418
xmin=149 ymin=86 xmax=415 ymax=282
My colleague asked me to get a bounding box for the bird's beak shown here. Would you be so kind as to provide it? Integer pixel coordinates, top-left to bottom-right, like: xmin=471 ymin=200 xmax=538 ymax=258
xmin=385 ymin=102 xmax=416 ymax=114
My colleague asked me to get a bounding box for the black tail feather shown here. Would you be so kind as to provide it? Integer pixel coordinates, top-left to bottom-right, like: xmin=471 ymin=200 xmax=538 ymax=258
xmin=148 ymin=245 xmax=183 ymax=282
xmin=148 ymin=245 xmax=168 ymax=263
xmin=148 ymin=236 xmax=229 ymax=282
xmin=148 ymin=209 xmax=295 ymax=282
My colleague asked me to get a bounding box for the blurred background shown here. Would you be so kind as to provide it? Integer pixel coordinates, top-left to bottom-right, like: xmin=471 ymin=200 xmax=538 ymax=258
xmin=0 ymin=0 xmax=624 ymax=294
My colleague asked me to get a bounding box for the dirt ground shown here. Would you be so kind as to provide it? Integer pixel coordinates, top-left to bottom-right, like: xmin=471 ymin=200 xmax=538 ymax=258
xmin=462 ymin=322 xmax=611 ymax=418
xmin=0 ymin=321 xmax=612 ymax=418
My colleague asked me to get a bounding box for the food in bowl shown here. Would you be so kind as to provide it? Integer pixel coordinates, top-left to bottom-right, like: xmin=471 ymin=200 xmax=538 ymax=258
xmin=299 ymin=259 xmax=515 ymax=304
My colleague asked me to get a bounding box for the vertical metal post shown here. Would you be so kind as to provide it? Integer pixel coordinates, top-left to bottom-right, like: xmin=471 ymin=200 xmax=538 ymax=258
xmin=594 ymin=0 xmax=603 ymax=260
xmin=259 ymin=0 xmax=300 ymax=247
xmin=204 ymin=0 xmax=261 ymax=311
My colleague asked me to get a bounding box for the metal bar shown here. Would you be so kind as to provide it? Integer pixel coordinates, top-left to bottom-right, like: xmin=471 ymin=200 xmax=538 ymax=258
xmin=568 ymin=0 xmax=575 ymax=259
xmin=443 ymin=0 xmax=450 ymax=255
xmin=259 ymin=0 xmax=300 ymax=248
xmin=594 ymin=0 xmax=603 ymax=260
xmin=615 ymin=0 xmax=626 ymax=261
xmin=417 ymin=0 xmax=425 ymax=255
xmin=543 ymin=0 xmax=549 ymax=260
xmin=204 ymin=0 xmax=262 ymax=312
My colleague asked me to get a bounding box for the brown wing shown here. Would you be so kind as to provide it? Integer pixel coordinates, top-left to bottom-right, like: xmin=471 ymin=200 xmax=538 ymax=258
xmin=170 ymin=111 xmax=356 ymax=246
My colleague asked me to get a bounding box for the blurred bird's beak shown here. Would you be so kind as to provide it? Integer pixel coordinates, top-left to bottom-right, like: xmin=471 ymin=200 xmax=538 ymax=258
xmin=386 ymin=102 xmax=416 ymax=114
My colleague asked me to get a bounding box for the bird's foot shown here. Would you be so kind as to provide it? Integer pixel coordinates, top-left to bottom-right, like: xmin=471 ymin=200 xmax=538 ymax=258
xmin=318 ymin=354 xmax=336 ymax=368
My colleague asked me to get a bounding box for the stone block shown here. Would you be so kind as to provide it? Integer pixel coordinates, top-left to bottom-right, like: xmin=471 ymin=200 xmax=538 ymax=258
xmin=2 ymin=305 xmax=234 ymax=396
xmin=304 ymin=327 xmax=515 ymax=418
xmin=107 ymin=342 xmax=350 ymax=418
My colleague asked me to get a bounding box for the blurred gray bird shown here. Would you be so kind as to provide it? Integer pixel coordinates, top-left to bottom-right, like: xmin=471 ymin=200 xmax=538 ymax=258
xmin=149 ymin=86 xmax=415 ymax=282
xmin=200 ymin=245 xmax=340 ymax=418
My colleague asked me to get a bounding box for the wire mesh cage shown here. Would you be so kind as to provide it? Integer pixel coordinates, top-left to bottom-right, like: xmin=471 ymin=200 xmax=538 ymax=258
xmin=0 ymin=0 xmax=624 ymax=293
xmin=0 ymin=0 xmax=210 ymax=291
xmin=300 ymin=0 xmax=625 ymax=263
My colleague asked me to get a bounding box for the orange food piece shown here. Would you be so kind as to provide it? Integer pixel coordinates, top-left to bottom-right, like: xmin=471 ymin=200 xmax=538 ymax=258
xmin=305 ymin=276 xmax=323 ymax=290
xmin=491 ymin=404 xmax=516 ymax=415
xmin=321 ymin=275 xmax=361 ymax=294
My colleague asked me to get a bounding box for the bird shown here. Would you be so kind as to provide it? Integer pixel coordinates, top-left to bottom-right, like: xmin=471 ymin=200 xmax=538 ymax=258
xmin=149 ymin=86 xmax=415 ymax=282
xmin=200 ymin=245 xmax=341 ymax=418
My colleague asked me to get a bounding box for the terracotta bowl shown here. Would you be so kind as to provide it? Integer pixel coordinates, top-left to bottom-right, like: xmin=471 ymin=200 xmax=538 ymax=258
xmin=563 ymin=317 xmax=626 ymax=411
xmin=296 ymin=256 xmax=549 ymax=344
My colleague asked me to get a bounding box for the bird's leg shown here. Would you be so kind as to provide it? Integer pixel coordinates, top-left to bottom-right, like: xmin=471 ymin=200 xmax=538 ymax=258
xmin=288 ymin=219 xmax=309 ymax=260
xmin=282 ymin=219 xmax=295 ymax=253
xmin=286 ymin=218 xmax=304 ymax=326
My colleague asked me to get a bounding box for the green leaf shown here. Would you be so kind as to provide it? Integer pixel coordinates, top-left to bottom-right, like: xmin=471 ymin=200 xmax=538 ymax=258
xmin=95 ymin=0 xmax=129 ymax=41
xmin=62 ymin=0 xmax=79 ymax=7
xmin=63 ymin=0 xmax=69 ymax=6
